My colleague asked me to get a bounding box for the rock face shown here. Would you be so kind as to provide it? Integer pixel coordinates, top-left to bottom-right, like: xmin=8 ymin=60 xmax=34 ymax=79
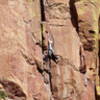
xmin=0 ymin=0 xmax=99 ymax=100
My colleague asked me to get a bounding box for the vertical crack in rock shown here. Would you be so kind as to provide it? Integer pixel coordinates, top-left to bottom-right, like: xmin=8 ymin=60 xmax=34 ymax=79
xmin=69 ymin=0 xmax=79 ymax=33
xmin=40 ymin=0 xmax=47 ymax=54
xmin=39 ymin=0 xmax=53 ymax=99
xmin=40 ymin=0 xmax=46 ymax=21
xmin=69 ymin=0 xmax=86 ymax=74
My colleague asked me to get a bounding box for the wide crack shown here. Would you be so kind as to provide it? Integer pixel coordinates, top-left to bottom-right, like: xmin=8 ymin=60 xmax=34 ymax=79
xmin=69 ymin=0 xmax=79 ymax=33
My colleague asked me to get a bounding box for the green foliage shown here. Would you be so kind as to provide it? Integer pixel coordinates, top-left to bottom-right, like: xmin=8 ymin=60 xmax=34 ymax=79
xmin=40 ymin=24 xmax=46 ymax=52
xmin=41 ymin=24 xmax=44 ymax=33
xmin=0 ymin=90 xmax=7 ymax=100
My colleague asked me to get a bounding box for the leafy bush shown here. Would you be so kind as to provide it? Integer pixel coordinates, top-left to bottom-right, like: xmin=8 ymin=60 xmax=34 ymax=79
xmin=0 ymin=90 xmax=7 ymax=100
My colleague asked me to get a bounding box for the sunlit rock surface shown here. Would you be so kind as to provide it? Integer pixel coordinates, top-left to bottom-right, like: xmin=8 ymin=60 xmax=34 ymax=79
xmin=0 ymin=0 xmax=99 ymax=100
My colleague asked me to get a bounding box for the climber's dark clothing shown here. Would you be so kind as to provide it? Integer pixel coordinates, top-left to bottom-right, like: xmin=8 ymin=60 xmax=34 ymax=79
xmin=48 ymin=49 xmax=58 ymax=63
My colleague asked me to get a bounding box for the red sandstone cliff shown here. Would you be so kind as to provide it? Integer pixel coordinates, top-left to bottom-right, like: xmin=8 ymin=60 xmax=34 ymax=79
xmin=0 ymin=0 xmax=100 ymax=100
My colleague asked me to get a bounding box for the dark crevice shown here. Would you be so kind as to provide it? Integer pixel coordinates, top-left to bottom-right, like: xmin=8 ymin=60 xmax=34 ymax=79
xmin=40 ymin=0 xmax=47 ymax=53
xmin=43 ymin=56 xmax=53 ymax=92
xmin=40 ymin=0 xmax=46 ymax=21
xmin=83 ymin=44 xmax=94 ymax=51
xmin=37 ymin=66 xmax=44 ymax=74
xmin=98 ymin=16 xmax=100 ymax=78
xmin=69 ymin=0 xmax=79 ymax=33
xmin=89 ymin=30 xmax=95 ymax=34
xmin=40 ymin=0 xmax=53 ymax=95
xmin=48 ymin=61 xmax=53 ymax=94
xmin=41 ymin=23 xmax=46 ymax=54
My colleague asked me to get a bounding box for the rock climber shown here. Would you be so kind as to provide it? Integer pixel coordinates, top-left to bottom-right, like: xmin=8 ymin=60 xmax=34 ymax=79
xmin=47 ymin=32 xmax=58 ymax=63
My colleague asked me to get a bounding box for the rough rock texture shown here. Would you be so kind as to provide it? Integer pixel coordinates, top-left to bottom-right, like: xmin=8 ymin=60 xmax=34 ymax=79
xmin=0 ymin=0 xmax=100 ymax=100
xmin=0 ymin=0 xmax=49 ymax=100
